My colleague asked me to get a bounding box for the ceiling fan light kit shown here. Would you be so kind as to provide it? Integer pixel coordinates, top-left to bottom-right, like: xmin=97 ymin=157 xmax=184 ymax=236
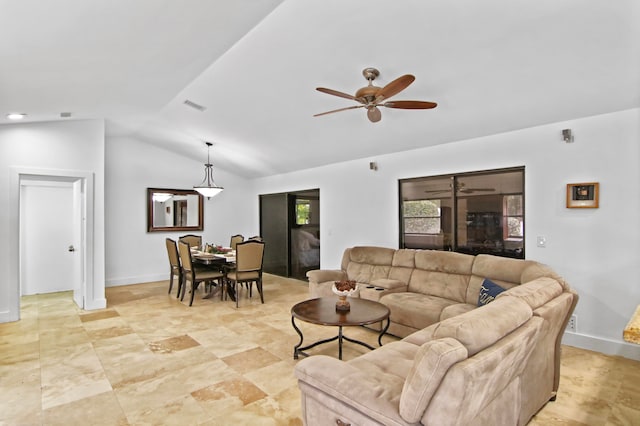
xmin=314 ymin=67 xmax=437 ymax=123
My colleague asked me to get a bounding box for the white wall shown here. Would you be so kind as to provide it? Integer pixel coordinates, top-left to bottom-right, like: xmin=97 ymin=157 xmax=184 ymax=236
xmin=253 ymin=108 xmax=640 ymax=359
xmin=0 ymin=119 xmax=106 ymax=321
xmin=104 ymin=136 xmax=256 ymax=286
xmin=3 ymin=111 xmax=638 ymax=359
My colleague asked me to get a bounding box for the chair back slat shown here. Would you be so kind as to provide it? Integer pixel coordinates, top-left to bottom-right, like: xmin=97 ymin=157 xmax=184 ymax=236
xmin=236 ymin=240 xmax=265 ymax=272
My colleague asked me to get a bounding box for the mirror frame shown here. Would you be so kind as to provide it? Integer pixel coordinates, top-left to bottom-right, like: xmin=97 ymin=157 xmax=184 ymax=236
xmin=147 ymin=188 xmax=204 ymax=232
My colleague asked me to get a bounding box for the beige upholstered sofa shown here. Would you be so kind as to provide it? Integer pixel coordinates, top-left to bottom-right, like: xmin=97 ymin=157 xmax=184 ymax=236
xmin=298 ymin=246 xmax=578 ymax=425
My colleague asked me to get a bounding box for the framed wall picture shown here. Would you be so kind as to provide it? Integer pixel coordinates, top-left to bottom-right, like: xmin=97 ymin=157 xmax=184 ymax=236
xmin=567 ymin=182 xmax=599 ymax=208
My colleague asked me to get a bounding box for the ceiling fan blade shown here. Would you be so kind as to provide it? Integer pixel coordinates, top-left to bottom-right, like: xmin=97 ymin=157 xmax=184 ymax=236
xmin=313 ymin=105 xmax=364 ymax=117
xmin=382 ymin=100 xmax=438 ymax=109
xmin=367 ymin=106 xmax=382 ymax=123
xmin=374 ymin=74 xmax=415 ymax=102
xmin=316 ymin=87 xmax=362 ymax=102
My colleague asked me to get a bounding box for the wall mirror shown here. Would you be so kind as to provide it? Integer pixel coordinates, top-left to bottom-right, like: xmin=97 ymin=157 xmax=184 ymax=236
xmin=147 ymin=188 xmax=203 ymax=232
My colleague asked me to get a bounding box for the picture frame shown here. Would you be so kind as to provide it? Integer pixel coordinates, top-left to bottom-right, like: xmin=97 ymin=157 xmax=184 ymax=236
xmin=566 ymin=182 xmax=599 ymax=208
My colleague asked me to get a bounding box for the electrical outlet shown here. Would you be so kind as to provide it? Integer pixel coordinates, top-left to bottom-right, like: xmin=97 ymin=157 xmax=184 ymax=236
xmin=566 ymin=314 xmax=577 ymax=332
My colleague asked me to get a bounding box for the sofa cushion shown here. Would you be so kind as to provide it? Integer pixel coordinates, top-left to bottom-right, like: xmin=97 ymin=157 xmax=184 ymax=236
xmin=349 ymin=246 xmax=396 ymax=265
xmin=388 ymin=249 xmax=417 ymax=284
xmin=399 ymin=337 xmax=468 ymax=423
xmin=465 ymin=254 xmax=537 ymax=305
xmin=382 ymin=293 xmax=459 ymax=330
xmin=349 ymin=340 xmax=418 ymax=380
xmin=295 ymin=354 xmax=408 ymax=425
xmin=344 ymin=247 xmax=395 ymax=284
xmin=497 ymin=277 xmax=563 ymax=309
xmin=346 ymin=264 xmax=392 ymax=285
xmin=440 ymin=303 xmax=476 ymax=321
xmin=433 ymin=296 xmax=532 ymax=356
xmin=478 ymin=278 xmax=505 ymax=306
xmin=409 ymin=250 xmax=474 ymax=302
xmin=472 ymin=254 xmax=537 ymax=284
xmin=414 ymin=250 xmax=475 ymax=274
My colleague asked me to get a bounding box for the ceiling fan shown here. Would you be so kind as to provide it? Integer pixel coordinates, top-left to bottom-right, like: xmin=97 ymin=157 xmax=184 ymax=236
xmin=424 ymin=182 xmax=495 ymax=196
xmin=314 ymin=67 xmax=437 ymax=123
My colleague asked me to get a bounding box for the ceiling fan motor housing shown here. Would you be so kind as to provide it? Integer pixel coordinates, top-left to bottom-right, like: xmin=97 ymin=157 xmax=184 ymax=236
xmin=355 ymin=85 xmax=381 ymax=103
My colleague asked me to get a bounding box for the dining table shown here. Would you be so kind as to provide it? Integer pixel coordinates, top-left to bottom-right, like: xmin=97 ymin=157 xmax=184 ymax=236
xmin=190 ymin=249 xmax=237 ymax=300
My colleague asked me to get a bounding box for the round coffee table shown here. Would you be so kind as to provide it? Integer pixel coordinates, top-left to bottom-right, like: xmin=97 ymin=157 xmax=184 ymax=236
xmin=291 ymin=297 xmax=390 ymax=360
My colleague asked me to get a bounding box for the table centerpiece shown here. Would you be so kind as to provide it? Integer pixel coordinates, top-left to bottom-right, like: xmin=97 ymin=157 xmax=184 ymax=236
xmin=332 ymin=280 xmax=358 ymax=312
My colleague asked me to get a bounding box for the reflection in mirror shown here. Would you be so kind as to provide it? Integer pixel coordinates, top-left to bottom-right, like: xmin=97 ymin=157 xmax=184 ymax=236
xmin=147 ymin=188 xmax=203 ymax=232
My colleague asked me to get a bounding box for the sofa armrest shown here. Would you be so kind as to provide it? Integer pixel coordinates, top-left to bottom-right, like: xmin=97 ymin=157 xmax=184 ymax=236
xmin=306 ymin=269 xmax=346 ymax=285
xmin=295 ymin=355 xmax=407 ymax=425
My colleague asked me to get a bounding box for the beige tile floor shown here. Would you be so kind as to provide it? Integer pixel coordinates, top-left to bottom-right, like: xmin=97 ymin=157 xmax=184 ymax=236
xmin=1 ymin=274 xmax=639 ymax=425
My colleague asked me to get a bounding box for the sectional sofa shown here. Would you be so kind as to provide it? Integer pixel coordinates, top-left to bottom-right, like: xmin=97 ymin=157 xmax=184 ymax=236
xmin=297 ymin=246 xmax=578 ymax=425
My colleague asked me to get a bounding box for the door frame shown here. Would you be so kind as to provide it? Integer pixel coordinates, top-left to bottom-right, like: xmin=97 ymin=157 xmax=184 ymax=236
xmin=7 ymin=167 xmax=95 ymax=321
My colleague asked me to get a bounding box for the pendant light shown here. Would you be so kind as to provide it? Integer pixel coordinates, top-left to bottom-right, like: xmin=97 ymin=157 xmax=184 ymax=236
xmin=194 ymin=142 xmax=223 ymax=198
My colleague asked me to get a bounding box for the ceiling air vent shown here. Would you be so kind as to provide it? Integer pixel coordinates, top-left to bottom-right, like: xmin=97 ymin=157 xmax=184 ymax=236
xmin=183 ymin=99 xmax=207 ymax=112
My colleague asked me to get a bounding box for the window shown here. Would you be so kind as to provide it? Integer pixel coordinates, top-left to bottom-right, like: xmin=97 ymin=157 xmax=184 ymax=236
xmin=504 ymin=195 xmax=523 ymax=239
xmin=403 ymin=200 xmax=441 ymax=234
xmin=399 ymin=167 xmax=524 ymax=258
xmin=296 ymin=199 xmax=311 ymax=225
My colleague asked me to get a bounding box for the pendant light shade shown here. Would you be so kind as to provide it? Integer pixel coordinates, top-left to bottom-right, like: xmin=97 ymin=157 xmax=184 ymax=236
xmin=194 ymin=142 xmax=223 ymax=198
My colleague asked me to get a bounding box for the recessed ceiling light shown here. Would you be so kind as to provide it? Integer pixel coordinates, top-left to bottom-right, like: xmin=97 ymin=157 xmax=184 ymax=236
xmin=6 ymin=113 xmax=26 ymax=120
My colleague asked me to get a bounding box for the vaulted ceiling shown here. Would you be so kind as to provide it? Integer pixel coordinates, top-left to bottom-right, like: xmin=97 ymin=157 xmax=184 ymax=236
xmin=1 ymin=0 xmax=638 ymax=178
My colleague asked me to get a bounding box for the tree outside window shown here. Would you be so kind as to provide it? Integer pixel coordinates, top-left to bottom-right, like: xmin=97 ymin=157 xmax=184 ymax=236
xmin=504 ymin=195 xmax=523 ymax=238
xmin=296 ymin=199 xmax=311 ymax=225
xmin=403 ymin=200 xmax=441 ymax=234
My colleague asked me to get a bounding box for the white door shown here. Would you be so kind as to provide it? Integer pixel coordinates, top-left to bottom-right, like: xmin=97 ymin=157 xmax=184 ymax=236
xmin=21 ymin=182 xmax=78 ymax=296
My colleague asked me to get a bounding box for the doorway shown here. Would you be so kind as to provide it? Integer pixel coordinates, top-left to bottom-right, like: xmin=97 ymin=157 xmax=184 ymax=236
xmin=259 ymin=189 xmax=320 ymax=280
xmin=6 ymin=167 xmax=95 ymax=323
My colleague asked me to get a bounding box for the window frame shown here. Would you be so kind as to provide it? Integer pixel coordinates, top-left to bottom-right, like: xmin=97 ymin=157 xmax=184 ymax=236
xmin=402 ymin=199 xmax=442 ymax=235
xmin=399 ymin=166 xmax=525 ymax=259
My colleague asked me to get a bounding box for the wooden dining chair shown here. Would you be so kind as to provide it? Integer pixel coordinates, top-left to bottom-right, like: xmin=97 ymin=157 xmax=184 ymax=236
xmin=225 ymin=240 xmax=265 ymax=308
xmin=230 ymin=234 xmax=244 ymax=251
xmin=248 ymin=235 xmax=263 ymax=242
xmin=178 ymin=241 xmax=224 ymax=306
xmin=179 ymin=234 xmax=202 ymax=250
xmin=165 ymin=238 xmax=182 ymax=296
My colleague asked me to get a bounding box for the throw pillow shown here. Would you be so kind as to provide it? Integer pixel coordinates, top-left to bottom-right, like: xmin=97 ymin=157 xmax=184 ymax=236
xmin=478 ymin=278 xmax=505 ymax=306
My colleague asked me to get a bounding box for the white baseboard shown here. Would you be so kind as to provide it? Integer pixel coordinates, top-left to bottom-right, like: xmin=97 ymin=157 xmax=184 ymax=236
xmin=562 ymin=331 xmax=640 ymax=361
xmin=106 ymin=273 xmax=167 ymax=287
xmin=85 ymin=297 xmax=107 ymax=310
xmin=0 ymin=310 xmax=19 ymax=323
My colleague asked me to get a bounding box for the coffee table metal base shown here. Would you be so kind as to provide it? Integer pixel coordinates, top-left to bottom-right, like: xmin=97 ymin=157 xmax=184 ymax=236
xmin=292 ymin=317 xmax=390 ymax=360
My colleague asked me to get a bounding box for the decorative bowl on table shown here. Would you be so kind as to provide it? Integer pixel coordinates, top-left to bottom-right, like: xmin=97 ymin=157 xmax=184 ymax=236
xmin=332 ymin=280 xmax=358 ymax=312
